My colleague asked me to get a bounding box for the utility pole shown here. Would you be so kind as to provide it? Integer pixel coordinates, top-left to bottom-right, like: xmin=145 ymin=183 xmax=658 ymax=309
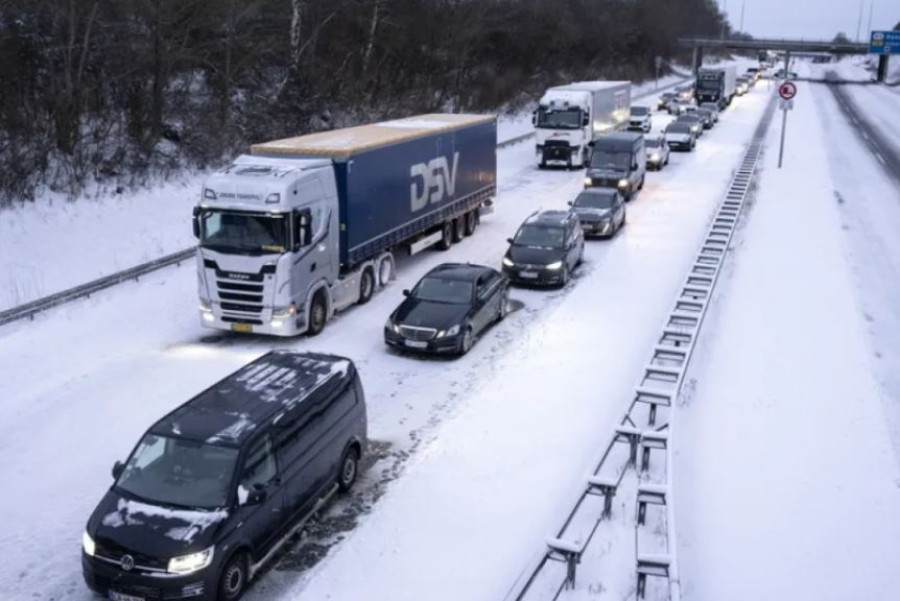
xmin=855 ymin=0 xmax=864 ymax=42
xmin=866 ymin=1 xmax=874 ymax=36
xmin=721 ymin=0 xmax=728 ymax=40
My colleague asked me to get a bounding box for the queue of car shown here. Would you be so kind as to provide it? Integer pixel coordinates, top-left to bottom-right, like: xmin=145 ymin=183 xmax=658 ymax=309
xmin=80 ymin=75 xmax=747 ymax=601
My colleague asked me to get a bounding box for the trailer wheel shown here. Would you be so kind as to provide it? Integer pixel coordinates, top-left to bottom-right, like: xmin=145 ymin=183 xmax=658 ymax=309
xmin=437 ymin=221 xmax=453 ymax=251
xmin=358 ymin=268 xmax=375 ymax=304
xmin=307 ymin=291 xmax=327 ymax=336
xmin=464 ymin=211 xmax=477 ymax=236
xmin=376 ymin=254 xmax=394 ymax=287
xmin=452 ymin=216 xmax=465 ymax=243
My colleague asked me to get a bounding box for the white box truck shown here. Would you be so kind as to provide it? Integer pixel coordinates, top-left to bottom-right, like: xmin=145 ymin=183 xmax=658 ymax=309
xmin=533 ymin=81 xmax=631 ymax=169
xmin=695 ymin=64 xmax=737 ymax=109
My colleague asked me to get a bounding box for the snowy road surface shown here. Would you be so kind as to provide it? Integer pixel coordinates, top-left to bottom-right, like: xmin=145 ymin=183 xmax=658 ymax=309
xmin=0 ymin=79 xmax=769 ymax=601
xmin=675 ymin=71 xmax=900 ymax=600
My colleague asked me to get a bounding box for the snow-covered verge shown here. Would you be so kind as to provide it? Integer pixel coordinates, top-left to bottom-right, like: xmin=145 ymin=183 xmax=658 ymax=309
xmin=674 ymin=76 xmax=900 ymax=600
xmin=0 ymin=75 xmax=688 ymax=313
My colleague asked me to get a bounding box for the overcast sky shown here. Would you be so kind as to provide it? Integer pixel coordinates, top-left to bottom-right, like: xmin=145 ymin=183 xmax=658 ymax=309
xmin=725 ymin=0 xmax=895 ymax=41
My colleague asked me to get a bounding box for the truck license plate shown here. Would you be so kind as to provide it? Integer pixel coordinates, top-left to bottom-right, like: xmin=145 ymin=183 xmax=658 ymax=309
xmin=519 ymin=271 xmax=538 ymax=279
xmin=231 ymin=324 xmax=253 ymax=333
xmin=109 ymin=592 xmax=144 ymax=601
xmin=404 ymin=340 xmax=428 ymax=349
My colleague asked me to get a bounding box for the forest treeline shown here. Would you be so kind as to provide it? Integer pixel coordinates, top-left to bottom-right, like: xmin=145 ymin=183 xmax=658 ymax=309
xmin=0 ymin=0 xmax=729 ymax=203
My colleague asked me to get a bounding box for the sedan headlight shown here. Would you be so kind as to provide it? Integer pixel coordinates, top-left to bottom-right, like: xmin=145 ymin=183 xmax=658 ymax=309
xmin=650 ymin=153 xmax=660 ymax=161
xmin=546 ymin=261 xmax=564 ymax=271
xmin=168 ymin=546 xmax=214 ymax=575
xmin=82 ymin=531 xmax=96 ymax=557
xmin=384 ymin=317 xmax=400 ymax=333
xmin=691 ymin=125 xmax=700 ymax=133
xmin=502 ymin=256 xmax=515 ymax=268
xmin=617 ymin=178 xmax=629 ymax=188
xmin=438 ymin=324 xmax=461 ymax=338
xmin=584 ymin=177 xmax=592 ymax=186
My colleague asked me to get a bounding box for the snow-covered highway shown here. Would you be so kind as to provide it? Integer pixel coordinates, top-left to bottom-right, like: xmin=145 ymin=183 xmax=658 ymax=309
xmin=0 ymin=80 xmax=771 ymax=601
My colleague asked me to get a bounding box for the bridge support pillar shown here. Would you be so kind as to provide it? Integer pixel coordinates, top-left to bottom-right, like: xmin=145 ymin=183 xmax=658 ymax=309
xmin=692 ymin=46 xmax=704 ymax=75
xmin=877 ymin=55 xmax=889 ymax=83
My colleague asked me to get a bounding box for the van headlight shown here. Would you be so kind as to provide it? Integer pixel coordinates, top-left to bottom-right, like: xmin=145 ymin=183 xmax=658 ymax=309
xmin=82 ymin=531 xmax=96 ymax=557
xmin=168 ymin=546 xmax=214 ymax=575
xmin=546 ymin=261 xmax=564 ymax=271
xmin=618 ymin=179 xmax=629 ymax=188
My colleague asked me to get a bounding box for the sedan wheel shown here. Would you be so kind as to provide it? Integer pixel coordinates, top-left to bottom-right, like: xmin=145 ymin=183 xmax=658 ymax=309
xmin=498 ymin=290 xmax=509 ymax=321
xmin=458 ymin=326 xmax=474 ymax=356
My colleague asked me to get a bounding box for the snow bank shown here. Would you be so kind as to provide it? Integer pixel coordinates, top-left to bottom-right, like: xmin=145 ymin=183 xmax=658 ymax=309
xmin=674 ymin=78 xmax=900 ymax=600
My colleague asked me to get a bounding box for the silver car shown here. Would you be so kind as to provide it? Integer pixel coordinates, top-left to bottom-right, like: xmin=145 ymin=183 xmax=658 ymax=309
xmin=645 ymin=135 xmax=670 ymax=171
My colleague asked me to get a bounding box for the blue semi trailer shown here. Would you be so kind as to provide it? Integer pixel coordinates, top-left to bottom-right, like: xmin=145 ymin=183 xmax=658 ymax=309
xmin=192 ymin=114 xmax=497 ymax=337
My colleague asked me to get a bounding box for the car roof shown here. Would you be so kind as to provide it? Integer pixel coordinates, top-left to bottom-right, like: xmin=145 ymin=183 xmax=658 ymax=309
xmin=578 ymin=187 xmax=617 ymax=196
xmin=150 ymin=351 xmax=353 ymax=448
xmin=525 ymin=210 xmax=571 ymax=227
xmin=426 ymin=263 xmax=494 ymax=281
xmin=594 ymin=132 xmax=642 ymax=150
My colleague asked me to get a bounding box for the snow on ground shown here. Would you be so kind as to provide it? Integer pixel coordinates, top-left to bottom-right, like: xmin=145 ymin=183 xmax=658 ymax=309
xmin=0 ymin=75 xmax=688 ymax=313
xmin=0 ymin=82 xmax=765 ymax=601
xmin=674 ymin=75 xmax=900 ymax=600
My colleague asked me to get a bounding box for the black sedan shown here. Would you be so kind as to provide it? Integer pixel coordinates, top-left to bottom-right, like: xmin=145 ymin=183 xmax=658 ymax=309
xmin=502 ymin=210 xmax=584 ymax=287
xmin=384 ymin=263 xmax=509 ymax=356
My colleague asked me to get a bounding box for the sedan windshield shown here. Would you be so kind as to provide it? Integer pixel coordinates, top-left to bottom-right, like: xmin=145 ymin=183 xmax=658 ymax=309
xmin=590 ymin=150 xmax=631 ymax=170
xmin=574 ymin=192 xmax=615 ymax=209
xmin=631 ymin=106 xmax=649 ymax=116
xmin=645 ymin=138 xmax=662 ymax=148
xmin=116 ymin=435 xmax=239 ymax=509
xmin=413 ymin=277 xmax=473 ymax=304
xmin=667 ymin=124 xmax=691 ymax=134
xmin=514 ymin=224 xmax=565 ymax=249
xmin=200 ymin=210 xmax=289 ymax=254
xmin=535 ymin=107 xmax=582 ymax=129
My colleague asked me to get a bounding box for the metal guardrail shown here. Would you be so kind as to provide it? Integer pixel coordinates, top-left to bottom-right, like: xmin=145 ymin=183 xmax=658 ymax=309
xmin=503 ymin=92 xmax=778 ymax=601
xmin=0 ymin=78 xmax=691 ymax=328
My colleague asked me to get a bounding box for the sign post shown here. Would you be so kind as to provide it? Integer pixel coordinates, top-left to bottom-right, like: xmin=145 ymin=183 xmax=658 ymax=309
xmin=655 ymin=56 xmax=663 ymax=90
xmin=777 ymin=81 xmax=797 ymax=169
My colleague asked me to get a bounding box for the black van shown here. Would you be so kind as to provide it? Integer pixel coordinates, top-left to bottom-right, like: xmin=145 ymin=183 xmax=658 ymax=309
xmin=585 ymin=132 xmax=646 ymax=200
xmin=82 ymin=350 xmax=367 ymax=601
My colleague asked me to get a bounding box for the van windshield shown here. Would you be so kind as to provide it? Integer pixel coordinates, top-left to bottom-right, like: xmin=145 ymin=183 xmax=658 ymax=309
xmin=590 ymin=150 xmax=631 ymax=170
xmin=116 ymin=434 xmax=239 ymax=509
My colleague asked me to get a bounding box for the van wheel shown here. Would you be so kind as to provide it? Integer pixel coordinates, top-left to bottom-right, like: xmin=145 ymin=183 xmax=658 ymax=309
xmin=307 ymin=292 xmax=327 ymax=336
xmin=638 ymin=176 xmax=645 ymax=190
xmin=452 ymin=216 xmax=465 ymax=242
xmin=217 ymin=552 xmax=248 ymax=601
xmin=337 ymin=447 xmax=360 ymax=492
xmin=464 ymin=210 xmax=477 ymax=236
xmin=437 ymin=221 xmax=453 ymax=250
xmin=358 ymin=268 xmax=375 ymax=304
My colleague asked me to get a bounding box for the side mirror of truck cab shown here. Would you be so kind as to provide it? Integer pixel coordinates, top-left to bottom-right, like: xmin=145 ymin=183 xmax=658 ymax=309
xmin=531 ymin=110 xmax=537 ymax=126
xmin=111 ymin=461 xmax=124 ymax=480
xmin=192 ymin=207 xmax=201 ymax=239
xmin=582 ymin=115 xmax=590 ymax=127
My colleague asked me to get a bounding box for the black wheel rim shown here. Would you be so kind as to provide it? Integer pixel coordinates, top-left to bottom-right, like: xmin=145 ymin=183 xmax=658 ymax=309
xmin=311 ymin=300 xmax=325 ymax=329
xmin=362 ymin=272 xmax=373 ymax=297
xmin=342 ymin=455 xmax=356 ymax=485
xmin=224 ymin=563 xmax=243 ymax=597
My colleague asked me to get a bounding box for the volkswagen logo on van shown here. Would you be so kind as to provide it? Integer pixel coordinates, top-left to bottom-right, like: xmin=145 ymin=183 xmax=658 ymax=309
xmin=120 ymin=554 xmax=135 ymax=572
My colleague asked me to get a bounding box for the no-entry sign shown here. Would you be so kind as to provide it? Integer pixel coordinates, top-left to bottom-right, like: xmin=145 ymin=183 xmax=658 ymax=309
xmin=779 ymin=81 xmax=797 ymax=100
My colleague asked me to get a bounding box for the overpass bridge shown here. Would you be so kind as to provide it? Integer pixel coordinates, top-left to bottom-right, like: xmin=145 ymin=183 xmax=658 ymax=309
xmin=677 ymin=37 xmax=891 ymax=82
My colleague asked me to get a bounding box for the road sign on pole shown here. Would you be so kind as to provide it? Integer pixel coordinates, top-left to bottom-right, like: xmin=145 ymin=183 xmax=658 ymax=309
xmin=869 ymin=30 xmax=900 ymax=55
xmin=777 ymin=82 xmax=797 ymax=169
xmin=778 ymin=81 xmax=797 ymax=100
xmin=655 ymin=56 xmax=663 ymax=90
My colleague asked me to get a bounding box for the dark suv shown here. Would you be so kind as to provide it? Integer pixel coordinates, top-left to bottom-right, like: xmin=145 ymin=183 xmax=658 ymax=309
xmin=502 ymin=210 xmax=584 ymax=287
xmin=82 ymin=351 xmax=367 ymax=601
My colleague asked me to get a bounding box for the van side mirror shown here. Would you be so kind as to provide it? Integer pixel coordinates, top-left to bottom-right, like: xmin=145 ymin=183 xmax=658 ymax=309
xmin=402 ymin=289 xmax=410 ymax=297
xmin=531 ymin=111 xmax=537 ymax=126
xmin=506 ymin=238 xmax=514 ymax=245
xmin=582 ymin=115 xmax=590 ymax=127
xmin=192 ymin=207 xmax=201 ymax=239
xmin=567 ymin=201 xmax=573 ymax=206
xmin=246 ymin=486 xmax=267 ymax=506
xmin=111 ymin=461 xmax=124 ymax=480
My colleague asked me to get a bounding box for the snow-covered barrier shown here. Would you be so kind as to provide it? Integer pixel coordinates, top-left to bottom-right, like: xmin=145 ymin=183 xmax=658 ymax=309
xmin=504 ymin=93 xmax=778 ymax=601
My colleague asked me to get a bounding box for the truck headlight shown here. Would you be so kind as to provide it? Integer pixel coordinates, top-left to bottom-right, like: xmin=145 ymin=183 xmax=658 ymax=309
xmin=82 ymin=531 xmax=96 ymax=557
xmin=168 ymin=546 xmax=214 ymax=575
xmin=502 ymin=256 xmax=515 ymax=268
xmin=199 ymin=300 xmax=214 ymax=322
xmin=438 ymin=324 xmax=461 ymax=338
xmin=584 ymin=177 xmax=593 ymax=186
xmin=272 ymin=303 xmax=297 ymax=318
xmin=546 ymin=261 xmax=564 ymax=271
xmin=618 ymin=179 xmax=629 ymax=188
